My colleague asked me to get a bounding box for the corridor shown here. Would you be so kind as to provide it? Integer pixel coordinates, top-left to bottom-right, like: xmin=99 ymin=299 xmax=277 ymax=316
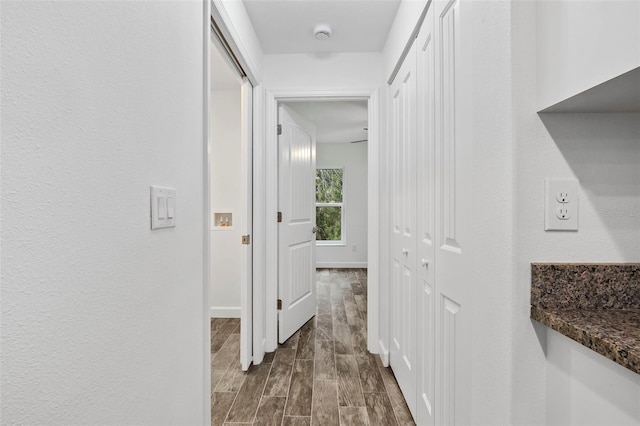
xmin=211 ymin=269 xmax=415 ymax=425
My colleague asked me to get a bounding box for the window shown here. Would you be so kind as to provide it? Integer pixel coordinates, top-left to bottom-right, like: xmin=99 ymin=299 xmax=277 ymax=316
xmin=315 ymin=168 xmax=344 ymax=244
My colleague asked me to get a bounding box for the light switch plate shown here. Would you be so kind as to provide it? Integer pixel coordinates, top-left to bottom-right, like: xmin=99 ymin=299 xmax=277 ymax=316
xmin=151 ymin=186 xmax=176 ymax=229
xmin=545 ymin=179 xmax=578 ymax=231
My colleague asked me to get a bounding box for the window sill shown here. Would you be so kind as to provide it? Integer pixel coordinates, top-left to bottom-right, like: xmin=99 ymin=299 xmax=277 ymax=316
xmin=316 ymin=242 xmax=346 ymax=247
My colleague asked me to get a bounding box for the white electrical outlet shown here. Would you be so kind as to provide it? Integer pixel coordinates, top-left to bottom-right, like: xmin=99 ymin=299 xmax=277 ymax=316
xmin=555 ymin=207 xmax=570 ymax=220
xmin=545 ymin=179 xmax=578 ymax=231
xmin=556 ymin=192 xmax=570 ymax=203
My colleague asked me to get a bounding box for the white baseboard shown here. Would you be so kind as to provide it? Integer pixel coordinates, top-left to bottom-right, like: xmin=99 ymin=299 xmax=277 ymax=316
xmin=378 ymin=339 xmax=390 ymax=367
xmin=210 ymin=307 xmax=241 ymax=318
xmin=316 ymin=262 xmax=368 ymax=269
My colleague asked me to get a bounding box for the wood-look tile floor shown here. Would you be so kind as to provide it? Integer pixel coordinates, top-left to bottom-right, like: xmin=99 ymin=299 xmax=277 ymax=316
xmin=211 ymin=268 xmax=415 ymax=426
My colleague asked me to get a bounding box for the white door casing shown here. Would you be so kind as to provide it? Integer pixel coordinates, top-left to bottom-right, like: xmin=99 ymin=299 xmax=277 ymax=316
xmin=389 ymin=40 xmax=418 ymax=417
xmin=257 ymin=90 xmax=379 ymax=361
xmin=240 ymin=77 xmax=254 ymax=371
xmin=277 ymin=105 xmax=317 ymax=344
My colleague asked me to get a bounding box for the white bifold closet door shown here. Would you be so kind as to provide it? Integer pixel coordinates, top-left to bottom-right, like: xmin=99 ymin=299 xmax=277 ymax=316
xmin=433 ymin=0 xmax=473 ymax=422
xmin=415 ymin=3 xmax=436 ymax=425
xmin=389 ymin=34 xmax=418 ymax=417
xmin=389 ymin=0 xmax=473 ymax=424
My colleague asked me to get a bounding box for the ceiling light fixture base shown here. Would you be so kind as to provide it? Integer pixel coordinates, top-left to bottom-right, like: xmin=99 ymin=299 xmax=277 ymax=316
xmin=313 ymin=24 xmax=332 ymax=40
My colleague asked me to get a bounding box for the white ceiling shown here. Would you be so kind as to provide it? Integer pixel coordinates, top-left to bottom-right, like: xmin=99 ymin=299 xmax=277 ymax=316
xmin=243 ymin=0 xmax=401 ymax=54
xmin=285 ymin=100 xmax=368 ymax=144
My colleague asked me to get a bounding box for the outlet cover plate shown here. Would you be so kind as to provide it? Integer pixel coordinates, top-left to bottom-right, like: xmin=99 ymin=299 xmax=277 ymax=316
xmin=545 ymin=179 xmax=578 ymax=231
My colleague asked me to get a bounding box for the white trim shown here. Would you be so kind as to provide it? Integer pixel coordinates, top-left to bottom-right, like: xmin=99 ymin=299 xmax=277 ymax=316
xmin=262 ymin=88 xmax=381 ymax=355
xmin=315 ymin=242 xmax=346 ymax=247
xmin=264 ymin=89 xmax=279 ymax=353
xmin=210 ymin=0 xmax=261 ymax=85
xmin=367 ymin=90 xmax=381 ymax=354
xmin=316 ymin=262 xmax=368 ymax=269
xmin=210 ymin=307 xmax=241 ymax=318
xmin=252 ymin=85 xmax=266 ymax=364
xmin=270 ymin=89 xmax=378 ymax=102
xmin=202 ymin=0 xmax=212 ymax=422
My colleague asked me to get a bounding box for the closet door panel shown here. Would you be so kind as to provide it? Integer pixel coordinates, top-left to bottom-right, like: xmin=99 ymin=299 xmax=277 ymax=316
xmin=434 ymin=0 xmax=474 ymax=424
xmin=416 ymin=4 xmax=436 ymax=425
xmin=389 ymin=40 xmax=418 ymax=418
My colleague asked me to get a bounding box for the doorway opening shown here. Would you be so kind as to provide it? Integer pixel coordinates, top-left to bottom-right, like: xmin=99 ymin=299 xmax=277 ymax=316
xmin=208 ymin=15 xmax=254 ymax=379
xmin=257 ymin=90 xmax=381 ymax=364
xmin=284 ymin=100 xmax=369 ymax=270
xmin=276 ymin=99 xmax=369 ymax=344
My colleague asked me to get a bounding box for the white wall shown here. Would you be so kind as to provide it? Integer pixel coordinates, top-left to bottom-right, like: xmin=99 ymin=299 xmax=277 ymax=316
xmin=511 ymin=3 xmax=548 ymax=423
xmin=210 ymin=89 xmax=242 ymax=317
xmin=1 ymin=1 xmax=206 ymax=423
xmin=262 ymin=52 xmax=383 ymax=90
xmin=255 ymin=52 xmax=383 ymax=356
xmin=316 ymin=143 xmax=368 ymax=268
xmin=512 ymin=2 xmax=640 ymax=424
xmin=536 ymin=0 xmax=640 ymax=110
xmin=463 ymin=3 xmax=516 ymax=422
xmin=546 ymin=329 xmax=640 ymax=426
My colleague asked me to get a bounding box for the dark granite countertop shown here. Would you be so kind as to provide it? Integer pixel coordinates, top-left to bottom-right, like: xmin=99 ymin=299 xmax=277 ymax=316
xmin=531 ymin=263 xmax=640 ymax=374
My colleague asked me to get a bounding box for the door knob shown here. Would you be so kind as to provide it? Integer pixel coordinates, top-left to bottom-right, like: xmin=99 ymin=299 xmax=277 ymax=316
xmin=421 ymin=258 xmax=429 ymax=267
xmin=402 ymin=248 xmax=409 ymax=255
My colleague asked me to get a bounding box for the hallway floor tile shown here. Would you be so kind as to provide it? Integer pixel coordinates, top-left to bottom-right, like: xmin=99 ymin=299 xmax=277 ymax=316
xmin=211 ymin=268 xmax=415 ymax=425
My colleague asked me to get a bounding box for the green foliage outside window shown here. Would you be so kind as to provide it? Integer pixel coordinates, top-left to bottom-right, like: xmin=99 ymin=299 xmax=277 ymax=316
xmin=316 ymin=169 xmax=343 ymax=241
xmin=316 ymin=206 xmax=341 ymax=241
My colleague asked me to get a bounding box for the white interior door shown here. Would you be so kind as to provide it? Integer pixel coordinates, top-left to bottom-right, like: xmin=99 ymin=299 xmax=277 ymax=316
xmin=240 ymin=77 xmax=253 ymax=370
xmin=434 ymin=0 xmax=472 ymax=423
xmin=416 ymin=4 xmax=436 ymax=425
xmin=277 ymin=105 xmax=317 ymax=344
xmin=389 ymin=40 xmax=418 ymax=418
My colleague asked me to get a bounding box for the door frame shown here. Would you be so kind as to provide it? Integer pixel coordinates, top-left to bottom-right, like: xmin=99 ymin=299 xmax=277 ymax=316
xmin=204 ymin=2 xmax=260 ymax=422
xmin=254 ymin=88 xmax=381 ymax=360
xmin=202 ymin=3 xmax=211 ymax=424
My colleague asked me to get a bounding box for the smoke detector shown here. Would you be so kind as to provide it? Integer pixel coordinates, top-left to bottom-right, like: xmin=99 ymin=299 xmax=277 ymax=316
xmin=313 ymin=24 xmax=332 ymax=40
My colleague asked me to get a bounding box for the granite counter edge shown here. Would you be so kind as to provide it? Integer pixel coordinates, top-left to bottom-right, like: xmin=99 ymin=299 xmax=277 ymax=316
xmin=530 ymin=306 xmax=640 ymax=375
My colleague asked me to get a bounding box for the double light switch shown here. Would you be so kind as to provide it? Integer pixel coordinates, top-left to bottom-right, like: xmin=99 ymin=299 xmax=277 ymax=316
xmin=151 ymin=186 xmax=176 ymax=229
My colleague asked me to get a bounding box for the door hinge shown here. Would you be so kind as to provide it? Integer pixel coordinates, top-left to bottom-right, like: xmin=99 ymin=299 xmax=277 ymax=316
xmin=277 ymin=124 xmax=282 ymax=135
xmin=241 ymin=234 xmax=251 ymax=245
xmin=277 ymin=299 xmax=282 ymax=310
xmin=277 ymin=211 xmax=282 ymax=223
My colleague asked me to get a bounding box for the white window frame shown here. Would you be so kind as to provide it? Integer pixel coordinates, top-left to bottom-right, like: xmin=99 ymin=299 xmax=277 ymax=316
xmin=315 ymin=166 xmax=346 ymax=246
